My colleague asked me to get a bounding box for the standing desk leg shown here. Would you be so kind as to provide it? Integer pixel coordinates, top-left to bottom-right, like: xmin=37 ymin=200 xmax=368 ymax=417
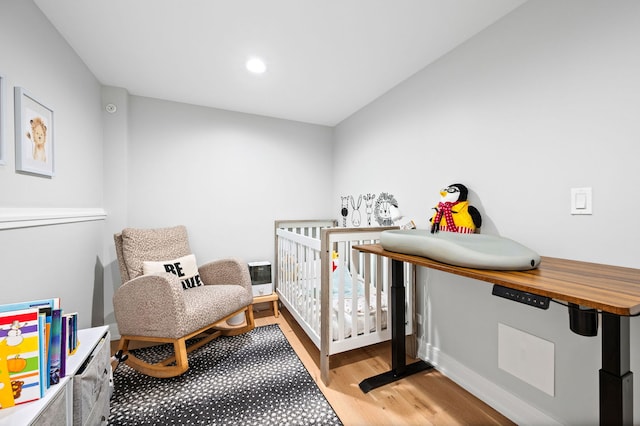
xmin=359 ymin=259 xmax=433 ymax=393
xmin=600 ymin=313 xmax=633 ymax=425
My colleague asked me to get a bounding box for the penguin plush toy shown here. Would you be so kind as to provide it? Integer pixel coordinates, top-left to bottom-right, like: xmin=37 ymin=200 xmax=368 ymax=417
xmin=430 ymin=183 xmax=482 ymax=234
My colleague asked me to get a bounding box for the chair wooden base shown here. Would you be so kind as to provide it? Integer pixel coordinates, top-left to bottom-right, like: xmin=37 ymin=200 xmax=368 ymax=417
xmin=117 ymin=305 xmax=255 ymax=378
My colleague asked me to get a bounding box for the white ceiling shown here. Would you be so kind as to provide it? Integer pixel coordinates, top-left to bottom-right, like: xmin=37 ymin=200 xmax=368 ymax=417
xmin=34 ymin=0 xmax=526 ymax=126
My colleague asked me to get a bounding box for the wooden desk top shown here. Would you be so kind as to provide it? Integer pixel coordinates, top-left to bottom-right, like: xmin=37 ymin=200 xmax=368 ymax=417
xmin=353 ymin=244 xmax=640 ymax=316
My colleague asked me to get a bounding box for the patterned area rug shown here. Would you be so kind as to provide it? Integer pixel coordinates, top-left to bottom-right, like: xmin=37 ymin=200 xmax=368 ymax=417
xmin=108 ymin=324 xmax=342 ymax=425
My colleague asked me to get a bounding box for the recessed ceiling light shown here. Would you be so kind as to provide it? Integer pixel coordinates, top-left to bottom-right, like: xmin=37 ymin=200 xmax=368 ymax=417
xmin=246 ymin=57 xmax=266 ymax=74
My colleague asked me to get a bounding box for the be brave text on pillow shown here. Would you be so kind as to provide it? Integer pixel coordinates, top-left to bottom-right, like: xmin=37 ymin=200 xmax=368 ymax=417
xmin=143 ymin=254 xmax=203 ymax=289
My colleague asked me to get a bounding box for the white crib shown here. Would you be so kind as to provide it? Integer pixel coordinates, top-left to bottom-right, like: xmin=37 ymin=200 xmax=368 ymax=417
xmin=274 ymin=219 xmax=415 ymax=385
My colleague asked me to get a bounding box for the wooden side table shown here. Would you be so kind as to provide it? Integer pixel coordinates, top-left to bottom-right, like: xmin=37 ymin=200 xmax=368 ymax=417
xmin=253 ymin=293 xmax=279 ymax=317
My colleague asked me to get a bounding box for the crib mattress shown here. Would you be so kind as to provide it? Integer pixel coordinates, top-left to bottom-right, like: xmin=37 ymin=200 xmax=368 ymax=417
xmin=380 ymin=229 xmax=540 ymax=270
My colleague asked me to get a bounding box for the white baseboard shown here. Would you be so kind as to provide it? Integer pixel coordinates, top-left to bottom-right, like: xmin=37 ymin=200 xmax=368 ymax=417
xmin=419 ymin=342 xmax=561 ymax=426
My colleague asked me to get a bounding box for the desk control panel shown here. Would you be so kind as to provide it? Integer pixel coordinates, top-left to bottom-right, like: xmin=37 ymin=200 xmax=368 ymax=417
xmin=492 ymin=285 xmax=550 ymax=310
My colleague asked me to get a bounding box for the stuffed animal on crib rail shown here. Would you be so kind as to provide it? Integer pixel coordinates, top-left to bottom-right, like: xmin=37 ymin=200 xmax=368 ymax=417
xmin=429 ymin=183 xmax=482 ymax=234
xmin=332 ymin=250 xmax=339 ymax=272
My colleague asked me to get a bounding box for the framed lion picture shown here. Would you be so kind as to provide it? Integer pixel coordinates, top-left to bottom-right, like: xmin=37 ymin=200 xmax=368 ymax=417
xmin=14 ymin=86 xmax=54 ymax=177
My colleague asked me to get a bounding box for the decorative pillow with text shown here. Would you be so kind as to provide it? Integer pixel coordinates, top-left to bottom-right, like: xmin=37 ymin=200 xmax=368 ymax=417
xmin=143 ymin=254 xmax=203 ymax=290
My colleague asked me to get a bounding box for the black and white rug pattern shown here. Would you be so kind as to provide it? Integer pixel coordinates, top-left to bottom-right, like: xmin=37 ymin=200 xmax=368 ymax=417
xmin=108 ymin=324 xmax=342 ymax=425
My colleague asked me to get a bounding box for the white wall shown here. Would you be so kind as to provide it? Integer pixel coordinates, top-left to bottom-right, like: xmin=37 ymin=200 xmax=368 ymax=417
xmin=334 ymin=1 xmax=640 ymax=424
xmin=125 ymin=95 xmax=334 ymax=261
xmin=0 ymin=0 xmax=105 ymax=328
xmin=100 ymin=94 xmax=335 ymax=334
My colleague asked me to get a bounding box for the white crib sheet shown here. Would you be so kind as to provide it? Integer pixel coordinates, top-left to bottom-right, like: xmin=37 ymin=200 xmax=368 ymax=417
xmin=332 ymin=294 xmax=388 ymax=339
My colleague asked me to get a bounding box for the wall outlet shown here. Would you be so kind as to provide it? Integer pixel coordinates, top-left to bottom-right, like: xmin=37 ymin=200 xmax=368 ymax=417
xmin=416 ymin=313 xmax=422 ymax=325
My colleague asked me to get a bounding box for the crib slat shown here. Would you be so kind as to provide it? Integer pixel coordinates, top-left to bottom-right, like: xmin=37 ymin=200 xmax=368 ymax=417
xmin=362 ymin=247 xmax=372 ymax=336
xmin=337 ymin=241 xmax=346 ymax=342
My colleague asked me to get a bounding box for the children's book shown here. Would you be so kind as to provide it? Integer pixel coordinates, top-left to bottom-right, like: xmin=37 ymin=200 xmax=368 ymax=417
xmin=47 ymin=309 xmax=62 ymax=386
xmin=60 ymin=317 xmax=68 ymax=378
xmin=0 ymin=298 xmax=59 ymax=391
xmin=0 ymin=340 xmax=16 ymax=409
xmin=38 ymin=314 xmax=46 ymax=397
xmin=71 ymin=313 xmax=78 ymax=352
xmin=0 ymin=308 xmax=42 ymax=406
xmin=0 ymin=298 xmax=60 ymax=314
xmin=64 ymin=312 xmax=79 ymax=354
xmin=38 ymin=307 xmax=52 ymax=389
xmin=38 ymin=311 xmax=49 ymax=397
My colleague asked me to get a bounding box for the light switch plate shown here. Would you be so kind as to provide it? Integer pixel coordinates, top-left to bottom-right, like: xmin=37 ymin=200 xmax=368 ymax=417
xmin=571 ymin=187 xmax=592 ymax=215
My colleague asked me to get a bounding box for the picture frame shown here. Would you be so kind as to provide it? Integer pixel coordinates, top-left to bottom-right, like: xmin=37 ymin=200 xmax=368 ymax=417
xmin=14 ymin=86 xmax=54 ymax=177
xmin=0 ymin=74 xmax=5 ymax=166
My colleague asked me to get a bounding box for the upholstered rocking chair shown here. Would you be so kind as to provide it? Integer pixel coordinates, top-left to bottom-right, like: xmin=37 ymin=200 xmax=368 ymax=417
xmin=113 ymin=225 xmax=255 ymax=378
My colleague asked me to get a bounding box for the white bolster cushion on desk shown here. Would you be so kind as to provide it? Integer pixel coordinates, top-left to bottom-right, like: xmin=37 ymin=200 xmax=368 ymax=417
xmin=380 ymin=229 xmax=541 ymax=271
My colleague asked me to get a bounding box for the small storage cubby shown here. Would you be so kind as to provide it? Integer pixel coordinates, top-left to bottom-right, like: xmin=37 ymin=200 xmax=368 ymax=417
xmin=0 ymin=326 xmax=110 ymax=426
xmin=73 ymin=331 xmax=111 ymax=425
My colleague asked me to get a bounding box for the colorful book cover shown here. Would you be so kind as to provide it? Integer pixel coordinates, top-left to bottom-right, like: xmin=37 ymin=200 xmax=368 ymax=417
xmin=38 ymin=307 xmax=52 ymax=389
xmin=59 ymin=318 xmax=67 ymax=378
xmin=67 ymin=315 xmax=72 ymax=354
xmin=47 ymin=309 xmax=62 ymax=386
xmin=0 ymin=340 xmax=16 ymax=409
xmin=0 ymin=298 xmax=60 ymax=314
xmin=64 ymin=312 xmax=79 ymax=354
xmin=0 ymin=308 xmax=41 ymax=405
xmin=0 ymin=299 xmax=58 ymax=391
xmin=38 ymin=314 xmax=46 ymax=397
xmin=72 ymin=313 xmax=79 ymax=351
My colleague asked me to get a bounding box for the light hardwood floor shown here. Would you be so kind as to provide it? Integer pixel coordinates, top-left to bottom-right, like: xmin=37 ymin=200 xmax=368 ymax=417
xmin=253 ymin=305 xmax=515 ymax=426
xmin=111 ymin=305 xmax=515 ymax=425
